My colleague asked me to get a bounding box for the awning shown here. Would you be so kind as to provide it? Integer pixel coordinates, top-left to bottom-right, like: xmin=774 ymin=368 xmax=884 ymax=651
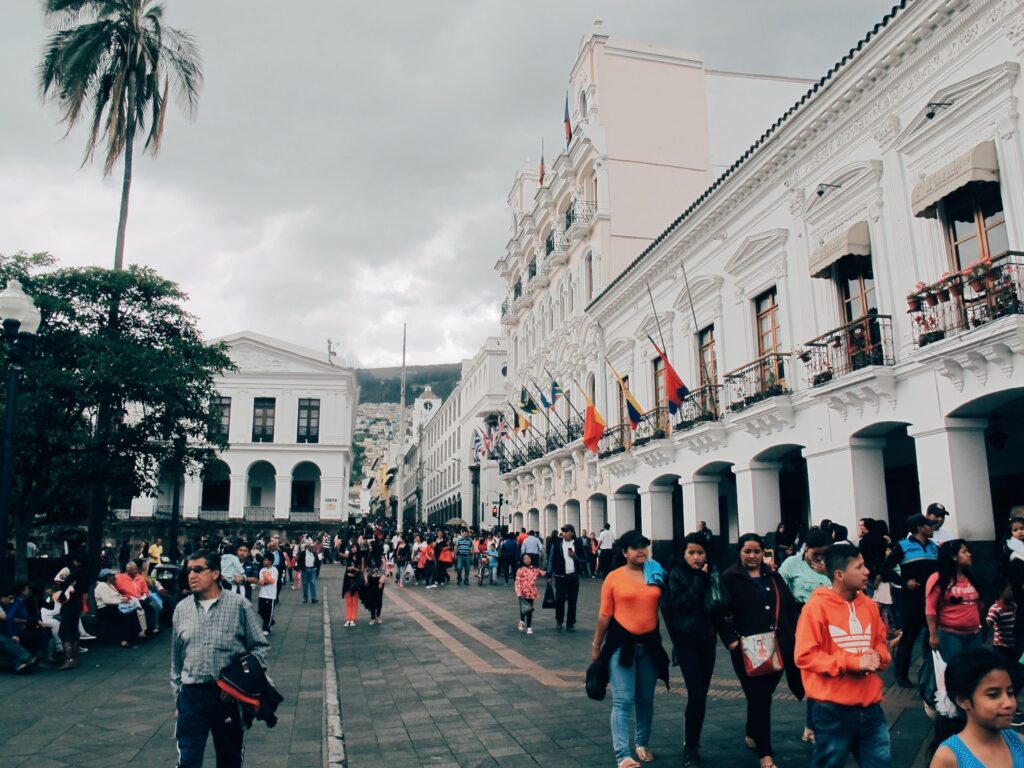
xmin=810 ymin=220 xmax=871 ymax=278
xmin=911 ymin=140 xmax=1000 ymax=219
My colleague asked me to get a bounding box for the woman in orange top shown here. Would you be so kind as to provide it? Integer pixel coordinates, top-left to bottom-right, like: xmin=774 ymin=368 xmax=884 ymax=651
xmin=590 ymin=530 xmax=670 ymax=768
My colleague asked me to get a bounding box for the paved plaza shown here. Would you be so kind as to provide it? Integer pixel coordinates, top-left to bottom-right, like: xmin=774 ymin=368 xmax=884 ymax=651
xmin=0 ymin=566 xmax=939 ymax=767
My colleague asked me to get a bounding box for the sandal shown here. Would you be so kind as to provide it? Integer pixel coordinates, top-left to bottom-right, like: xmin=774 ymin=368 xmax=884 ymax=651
xmin=745 ymin=736 xmax=756 ymax=751
xmin=635 ymin=746 xmax=654 ymax=763
xmin=617 ymin=760 xmax=642 ymax=768
xmin=801 ymin=727 xmax=815 ymax=743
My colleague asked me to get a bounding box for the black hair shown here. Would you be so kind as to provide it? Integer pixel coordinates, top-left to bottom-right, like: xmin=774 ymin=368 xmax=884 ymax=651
xmin=931 ymin=539 xmax=983 ymax=605
xmin=804 ymin=528 xmax=832 ymax=549
xmin=825 ymin=544 xmax=861 ymax=579
xmin=831 ymin=524 xmax=849 ymax=542
xmin=737 ymin=533 xmax=765 ymax=551
xmin=188 ymin=549 xmax=221 ymax=572
xmin=945 ymin=648 xmax=1011 ymax=711
xmin=1009 ymin=517 xmax=1024 ymax=533
xmin=616 ymin=529 xmax=651 ymax=552
xmin=682 ymin=533 xmax=707 ymax=552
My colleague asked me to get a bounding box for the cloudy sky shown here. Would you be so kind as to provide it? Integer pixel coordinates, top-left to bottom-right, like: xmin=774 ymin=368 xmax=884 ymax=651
xmin=0 ymin=1 xmax=896 ymax=366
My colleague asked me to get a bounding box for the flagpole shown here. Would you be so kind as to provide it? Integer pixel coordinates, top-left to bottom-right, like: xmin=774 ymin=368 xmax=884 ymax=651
xmin=645 ymin=283 xmax=671 ymax=359
xmin=545 ymin=367 xmax=585 ymax=421
xmin=530 ymin=377 xmax=570 ymax=433
xmin=504 ymin=402 xmax=532 ymax=452
xmin=679 ymin=256 xmax=714 ymax=392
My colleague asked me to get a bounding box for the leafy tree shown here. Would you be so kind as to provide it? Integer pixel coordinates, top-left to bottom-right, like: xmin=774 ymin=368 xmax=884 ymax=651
xmin=0 ymin=253 xmax=232 ymax=583
xmin=38 ymin=0 xmax=203 ymax=270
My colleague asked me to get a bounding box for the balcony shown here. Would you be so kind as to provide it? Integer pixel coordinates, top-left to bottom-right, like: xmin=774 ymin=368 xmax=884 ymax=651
xmin=634 ymin=407 xmax=670 ymax=447
xmin=797 ymin=314 xmax=894 ymax=387
xmin=724 ymin=353 xmax=791 ymax=412
xmin=598 ymin=423 xmax=630 ymax=459
xmin=152 ymin=504 xmax=174 ymax=520
xmin=199 ymin=507 xmax=229 ymax=522
xmin=673 ymin=385 xmax=722 ymax=432
xmin=290 ymin=509 xmax=320 ymax=523
xmin=528 ymin=258 xmax=550 ymax=289
xmin=544 ymin=230 xmax=569 ymax=267
xmin=908 ymin=251 xmax=1024 ymax=348
xmin=564 ymin=200 xmax=596 ymax=239
xmin=112 ymin=509 xmax=131 ymax=521
xmin=496 ymin=418 xmax=584 ymax=476
xmin=244 ymin=506 xmax=275 ymax=522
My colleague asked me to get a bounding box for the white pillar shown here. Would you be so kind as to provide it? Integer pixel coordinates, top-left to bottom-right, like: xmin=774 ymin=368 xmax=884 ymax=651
xmin=228 ymin=475 xmax=246 ymax=519
xmin=274 ymin=475 xmax=292 ymax=520
xmin=805 ymin=439 xmax=888 ymax=542
xmin=610 ymin=493 xmax=636 ymax=536
xmin=131 ymin=496 xmax=155 ymax=518
xmin=183 ymin=477 xmax=201 ymax=519
xmin=910 ymin=419 xmax=994 ymax=540
xmin=587 ymin=496 xmax=607 ymax=532
xmin=321 ymin=475 xmax=344 ymax=521
xmin=639 ymin=487 xmax=674 ymax=542
xmin=734 ymin=461 xmax=781 ymax=536
xmin=681 ymin=476 xmax=719 ymax=534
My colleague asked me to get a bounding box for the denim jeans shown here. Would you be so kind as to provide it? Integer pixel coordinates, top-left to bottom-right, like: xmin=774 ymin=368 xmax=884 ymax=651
xmin=455 ymin=555 xmax=471 ymax=584
xmin=301 ymin=569 xmax=318 ymax=601
xmin=811 ymin=701 xmax=891 ymax=768
xmin=176 ymin=683 xmax=246 ymax=768
xmin=937 ymin=630 xmax=982 ymax=663
xmin=609 ymin=645 xmax=657 ymax=762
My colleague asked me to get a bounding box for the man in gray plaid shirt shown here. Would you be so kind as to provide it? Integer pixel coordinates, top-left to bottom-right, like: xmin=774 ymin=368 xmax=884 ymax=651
xmin=171 ymin=549 xmax=269 ymax=768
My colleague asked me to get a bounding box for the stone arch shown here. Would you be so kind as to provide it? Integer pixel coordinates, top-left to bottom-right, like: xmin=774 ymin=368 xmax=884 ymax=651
xmin=650 ymin=473 xmax=685 ymax=558
xmin=527 ymin=507 xmax=540 ymax=532
xmin=245 ymin=460 xmax=277 ymax=519
xmin=564 ymin=498 xmax=582 ymax=532
xmin=543 ymin=503 xmax=559 ymax=538
xmin=200 ymin=459 xmax=231 ymax=514
xmin=586 ymin=492 xmax=608 ymax=532
xmin=291 ymin=460 xmax=322 ymax=516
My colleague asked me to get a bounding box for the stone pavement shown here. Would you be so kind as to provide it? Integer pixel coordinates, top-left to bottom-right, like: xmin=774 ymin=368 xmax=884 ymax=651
xmin=0 ymin=578 xmax=324 ymax=768
xmin=329 ymin=567 xmax=937 ymax=768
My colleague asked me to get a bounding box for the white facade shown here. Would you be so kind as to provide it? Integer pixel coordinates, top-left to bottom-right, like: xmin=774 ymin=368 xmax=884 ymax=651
xmin=131 ymin=331 xmax=358 ymax=525
xmin=498 ymin=0 xmax=1024 ymax=557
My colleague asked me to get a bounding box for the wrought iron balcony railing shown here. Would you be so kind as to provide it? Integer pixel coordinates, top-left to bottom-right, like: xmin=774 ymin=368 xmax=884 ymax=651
xmin=244 ymin=506 xmax=275 ymax=522
xmin=545 ymin=230 xmax=568 ymax=256
xmin=291 ymin=509 xmax=320 ymax=523
xmin=527 ymin=260 xmax=537 ymax=280
xmin=907 ymin=251 xmax=1024 ymax=348
xmin=565 ymin=200 xmax=596 ymax=232
xmin=634 ymin=407 xmax=670 ymax=447
xmin=199 ymin=507 xmax=229 ymax=522
xmin=598 ymin=423 xmax=631 ymax=459
xmin=673 ymin=385 xmax=722 ymax=432
xmin=724 ymin=353 xmax=791 ymax=413
xmin=797 ymin=314 xmax=895 ymax=386
xmin=153 ymin=504 xmax=174 ymax=520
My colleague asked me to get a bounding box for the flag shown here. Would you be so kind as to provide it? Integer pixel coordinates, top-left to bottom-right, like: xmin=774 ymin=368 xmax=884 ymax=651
xmin=648 ymin=335 xmax=690 ymax=415
xmin=582 ymin=392 xmax=606 ymax=453
xmin=514 ymin=410 xmax=530 ymax=433
xmin=481 ymin=430 xmax=492 ymax=457
xmin=520 ymin=387 xmax=540 ymax=414
xmin=539 ymin=389 xmax=552 ymax=410
xmin=549 ymin=379 xmax=563 ymax=410
xmin=564 ymin=93 xmax=573 ymax=147
xmin=610 ymin=364 xmax=645 ymax=430
xmin=472 ymin=430 xmax=483 ymax=461
xmin=497 ymin=417 xmax=513 ymax=440
xmin=538 ymin=139 xmax=545 ymax=186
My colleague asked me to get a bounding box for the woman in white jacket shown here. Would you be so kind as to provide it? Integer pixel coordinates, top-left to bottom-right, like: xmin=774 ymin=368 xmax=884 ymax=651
xmin=94 ymin=569 xmax=144 ymax=647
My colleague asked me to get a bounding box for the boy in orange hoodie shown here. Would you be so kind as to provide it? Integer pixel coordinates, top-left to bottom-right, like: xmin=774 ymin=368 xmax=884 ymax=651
xmin=795 ymin=543 xmax=892 ymax=768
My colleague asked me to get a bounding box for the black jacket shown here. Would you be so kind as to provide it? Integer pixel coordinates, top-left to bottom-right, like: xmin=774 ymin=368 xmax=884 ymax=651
xmin=661 ymin=564 xmax=716 ymax=640
xmin=596 ymin=617 xmax=671 ymax=691
xmin=218 ymin=653 xmax=284 ymax=728
xmin=294 ymin=547 xmax=322 ymax=574
xmin=545 ymin=537 xmax=586 ymax=577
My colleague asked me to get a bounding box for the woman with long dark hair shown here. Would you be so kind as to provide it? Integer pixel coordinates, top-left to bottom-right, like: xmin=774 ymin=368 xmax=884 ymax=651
xmin=661 ymin=533 xmax=721 ymax=766
xmin=361 ymin=541 xmax=386 ymax=624
xmin=718 ymin=533 xmax=802 ymax=768
xmin=591 ymin=530 xmax=670 ymax=768
xmin=926 ymin=539 xmax=984 ymax=663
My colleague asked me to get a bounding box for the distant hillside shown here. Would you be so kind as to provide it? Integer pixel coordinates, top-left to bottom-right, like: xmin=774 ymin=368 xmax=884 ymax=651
xmin=356 ymin=363 xmax=462 ymax=403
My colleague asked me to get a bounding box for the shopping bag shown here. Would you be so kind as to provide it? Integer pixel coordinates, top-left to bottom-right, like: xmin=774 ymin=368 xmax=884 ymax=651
xmin=586 ymin=662 xmax=609 ymax=701
xmin=542 ymin=583 xmax=556 ymax=609
xmin=932 ymin=650 xmax=957 ymax=718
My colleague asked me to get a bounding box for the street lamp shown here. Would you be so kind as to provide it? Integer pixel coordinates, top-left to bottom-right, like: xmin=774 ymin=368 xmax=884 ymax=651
xmin=0 ymin=280 xmax=40 ymax=588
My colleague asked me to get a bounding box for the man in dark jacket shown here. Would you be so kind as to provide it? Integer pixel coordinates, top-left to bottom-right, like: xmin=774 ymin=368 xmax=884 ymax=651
xmin=546 ymin=524 xmax=587 ymax=632
xmin=881 ymin=513 xmax=938 ymax=687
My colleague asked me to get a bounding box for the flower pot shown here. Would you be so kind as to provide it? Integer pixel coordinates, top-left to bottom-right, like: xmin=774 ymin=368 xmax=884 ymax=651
xmin=812 ymin=371 xmax=833 ymax=386
xmin=948 ymin=283 xmax=963 ymax=300
xmin=906 ymin=297 xmax=921 ymax=312
xmin=935 ymin=288 xmax=950 ymax=303
xmin=969 ymin=277 xmax=986 ymax=293
xmin=923 ymin=293 xmax=939 ymax=308
xmin=798 ymin=352 xmax=811 ymax=363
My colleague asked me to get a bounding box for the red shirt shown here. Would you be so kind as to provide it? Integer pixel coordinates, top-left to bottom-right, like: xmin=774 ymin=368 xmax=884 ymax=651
xmin=925 ymin=573 xmax=981 ymax=633
xmin=114 ymin=572 xmax=150 ymax=600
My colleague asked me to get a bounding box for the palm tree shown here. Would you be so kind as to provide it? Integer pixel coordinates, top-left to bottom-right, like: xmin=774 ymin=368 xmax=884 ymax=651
xmin=39 ymin=0 xmax=203 ymax=271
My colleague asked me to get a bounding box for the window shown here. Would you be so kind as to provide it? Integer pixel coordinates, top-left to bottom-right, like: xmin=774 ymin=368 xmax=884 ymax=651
xmin=586 ymin=373 xmax=596 ymax=403
xmin=579 ymin=90 xmax=588 ymax=119
xmin=210 ymin=395 xmax=231 ymax=438
xmin=698 ymin=326 xmax=718 ymax=386
xmin=252 ymin=397 xmax=276 ymax=442
xmin=755 ymin=288 xmax=781 ymax=357
xmin=652 ymin=356 xmax=666 ymax=409
xmin=617 ymin=374 xmax=630 ymax=427
xmin=585 ymin=252 xmax=594 ymax=302
xmin=297 ymin=398 xmax=320 ymax=444
xmin=836 ymin=259 xmax=877 ymax=323
xmin=250 ymin=487 xmax=262 ymax=506
xmin=941 ymin=182 xmax=1008 ymax=270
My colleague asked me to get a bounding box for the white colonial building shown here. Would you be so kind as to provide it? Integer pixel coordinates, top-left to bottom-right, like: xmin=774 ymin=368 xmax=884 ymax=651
xmin=130 ymin=332 xmax=358 ymax=525
xmin=498 ymin=0 xmax=1024 ymax=561
xmin=400 ymin=337 xmax=508 ymax=528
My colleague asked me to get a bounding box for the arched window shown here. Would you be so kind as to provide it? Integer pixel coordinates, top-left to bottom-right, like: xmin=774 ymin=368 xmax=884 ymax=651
xmin=567 ymin=278 xmax=575 ymax=313
xmin=579 ymin=91 xmax=588 ymax=120
xmin=586 ymin=372 xmax=596 ymax=402
xmin=585 ymin=252 xmax=594 ymax=302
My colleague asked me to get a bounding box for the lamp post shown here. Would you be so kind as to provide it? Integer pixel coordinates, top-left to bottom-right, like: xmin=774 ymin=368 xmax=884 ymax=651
xmin=0 ymin=280 xmax=41 ymax=588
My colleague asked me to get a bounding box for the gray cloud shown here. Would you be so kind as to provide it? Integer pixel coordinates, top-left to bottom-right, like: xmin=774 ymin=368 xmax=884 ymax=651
xmin=0 ymin=0 xmax=896 ymax=366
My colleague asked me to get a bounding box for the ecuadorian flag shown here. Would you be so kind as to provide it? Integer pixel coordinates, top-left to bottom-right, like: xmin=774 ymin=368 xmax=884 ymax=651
xmin=610 ymin=364 xmax=644 ymax=430
xmin=581 ymin=393 xmax=605 ymax=454
xmin=648 ymin=336 xmax=690 ymax=415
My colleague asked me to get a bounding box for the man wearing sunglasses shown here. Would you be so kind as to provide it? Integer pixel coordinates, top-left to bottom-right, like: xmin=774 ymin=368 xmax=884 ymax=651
xmin=171 ymin=550 xmax=269 ymax=768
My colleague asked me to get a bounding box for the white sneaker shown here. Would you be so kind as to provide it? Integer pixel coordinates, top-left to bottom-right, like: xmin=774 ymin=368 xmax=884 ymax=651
xmin=526 ymin=628 xmax=533 ymax=635
xmin=517 ymin=621 xmax=525 ymax=632
xmin=79 ymin=633 xmax=97 ymax=641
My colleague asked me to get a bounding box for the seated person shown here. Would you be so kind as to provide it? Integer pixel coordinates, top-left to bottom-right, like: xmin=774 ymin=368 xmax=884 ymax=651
xmin=3 ymin=582 xmax=53 ymax=662
xmin=95 ymin=569 xmax=144 ymax=646
xmin=0 ymin=588 xmax=35 ymax=673
xmin=115 ymin=560 xmax=158 ymax=634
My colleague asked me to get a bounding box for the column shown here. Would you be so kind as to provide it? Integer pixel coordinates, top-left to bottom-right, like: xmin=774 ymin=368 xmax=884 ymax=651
xmin=734 ymin=461 xmax=781 ymax=535
xmin=228 ymin=474 xmax=246 ymax=519
xmin=587 ymin=496 xmax=607 ymax=532
xmin=131 ymin=496 xmax=155 ymax=518
xmin=910 ymin=419 xmax=994 ymax=540
xmin=182 ymin=477 xmax=201 ymax=519
xmin=320 ymin=475 xmax=344 ymax=521
xmin=804 ymin=439 xmax=888 ymax=541
xmin=609 ymin=493 xmax=635 ymax=537
xmin=681 ymin=475 xmax=719 ymax=533
xmin=274 ymin=474 xmax=292 ymax=520
xmin=640 ymin=486 xmax=675 ymax=564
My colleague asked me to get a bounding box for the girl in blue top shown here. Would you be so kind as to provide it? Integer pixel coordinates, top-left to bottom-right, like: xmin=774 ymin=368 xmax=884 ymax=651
xmin=931 ymin=648 xmax=1024 ymax=768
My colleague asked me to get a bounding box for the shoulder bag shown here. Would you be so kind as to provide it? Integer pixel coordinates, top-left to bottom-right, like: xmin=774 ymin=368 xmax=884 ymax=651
xmin=739 ymin=577 xmax=784 ymax=677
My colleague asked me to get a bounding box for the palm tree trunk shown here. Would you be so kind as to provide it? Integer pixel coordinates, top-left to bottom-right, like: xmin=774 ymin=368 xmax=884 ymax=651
xmin=113 ymin=73 xmax=138 ymax=272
